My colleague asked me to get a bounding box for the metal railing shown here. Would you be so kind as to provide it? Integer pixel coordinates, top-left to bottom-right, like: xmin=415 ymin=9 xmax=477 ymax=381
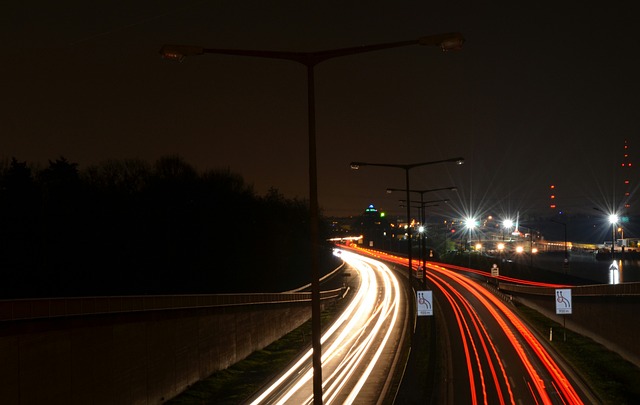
xmin=0 ymin=289 xmax=345 ymax=322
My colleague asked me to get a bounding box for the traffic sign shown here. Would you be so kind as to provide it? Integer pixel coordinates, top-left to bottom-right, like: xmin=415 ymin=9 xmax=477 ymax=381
xmin=417 ymin=290 xmax=433 ymax=316
xmin=491 ymin=263 xmax=499 ymax=277
xmin=555 ymin=288 xmax=572 ymax=314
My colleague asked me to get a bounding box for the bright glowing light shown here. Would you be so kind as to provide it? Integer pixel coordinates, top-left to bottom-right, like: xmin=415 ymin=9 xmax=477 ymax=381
xmin=329 ymin=246 xmax=585 ymax=404
xmin=531 ymin=248 xmax=538 ymax=254
xmin=609 ymin=214 xmax=619 ymax=224
xmin=465 ymin=217 xmax=477 ymax=229
xmin=497 ymin=243 xmax=505 ymax=251
xmin=503 ymin=219 xmax=513 ymax=229
xmin=475 ymin=243 xmax=482 ymax=250
xmin=418 ymin=225 xmax=425 ymax=233
xmin=515 ymin=246 xmax=524 ymax=253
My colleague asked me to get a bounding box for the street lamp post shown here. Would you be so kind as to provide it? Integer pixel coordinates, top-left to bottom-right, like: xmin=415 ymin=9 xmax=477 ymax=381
xmin=465 ymin=217 xmax=477 ymax=268
xmin=609 ymin=214 xmax=619 ymax=260
xmin=399 ymin=200 xmax=444 ymax=282
xmin=160 ymin=33 xmax=464 ymax=404
xmin=388 ymin=186 xmax=456 ymax=282
xmin=593 ymin=207 xmax=619 ymax=261
xmin=502 ymin=219 xmax=513 ymax=241
xmin=351 ymin=159 xmax=463 ymax=281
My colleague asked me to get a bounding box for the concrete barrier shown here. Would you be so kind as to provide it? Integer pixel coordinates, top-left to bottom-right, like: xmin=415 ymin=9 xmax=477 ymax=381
xmin=0 ymin=290 xmax=342 ymax=405
xmin=499 ymin=282 xmax=640 ymax=367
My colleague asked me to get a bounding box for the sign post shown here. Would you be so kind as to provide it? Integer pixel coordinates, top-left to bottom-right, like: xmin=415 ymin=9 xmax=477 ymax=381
xmin=417 ymin=290 xmax=433 ymax=316
xmin=555 ymin=288 xmax=572 ymax=341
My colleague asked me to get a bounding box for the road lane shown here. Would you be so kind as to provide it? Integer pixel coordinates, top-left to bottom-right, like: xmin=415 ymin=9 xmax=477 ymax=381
xmin=349 ymin=246 xmax=592 ymax=404
xmin=246 ymin=249 xmax=409 ymax=404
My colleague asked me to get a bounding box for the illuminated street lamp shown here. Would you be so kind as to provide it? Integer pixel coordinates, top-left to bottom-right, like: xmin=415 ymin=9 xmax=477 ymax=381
xmin=502 ymin=219 xmax=513 ymax=241
xmin=594 ymin=207 xmax=619 ymax=260
xmin=399 ymin=197 xmax=449 ymax=284
xmin=161 ymin=33 xmax=464 ymax=404
xmin=464 ymin=217 xmax=478 ymax=267
xmin=388 ymin=186 xmax=456 ymax=280
xmin=351 ymin=158 xmax=464 ymax=280
xmin=609 ymin=213 xmax=619 ymax=259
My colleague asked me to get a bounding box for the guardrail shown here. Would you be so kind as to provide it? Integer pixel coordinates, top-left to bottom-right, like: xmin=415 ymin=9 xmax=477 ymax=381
xmin=0 ymin=288 xmax=345 ymax=322
xmin=499 ymin=282 xmax=640 ymax=296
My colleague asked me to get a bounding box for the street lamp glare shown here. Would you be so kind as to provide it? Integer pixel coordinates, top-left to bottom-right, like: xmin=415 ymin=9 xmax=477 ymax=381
xmin=609 ymin=214 xmax=619 ymax=224
xmin=465 ymin=217 xmax=477 ymax=229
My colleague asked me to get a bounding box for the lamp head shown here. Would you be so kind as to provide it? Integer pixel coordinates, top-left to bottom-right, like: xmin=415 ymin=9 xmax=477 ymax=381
xmin=159 ymin=44 xmax=204 ymax=61
xmin=418 ymin=33 xmax=465 ymax=51
xmin=350 ymin=162 xmax=361 ymax=170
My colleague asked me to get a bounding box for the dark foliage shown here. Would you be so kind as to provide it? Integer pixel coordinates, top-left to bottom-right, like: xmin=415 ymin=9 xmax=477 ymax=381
xmin=0 ymin=156 xmax=335 ymax=298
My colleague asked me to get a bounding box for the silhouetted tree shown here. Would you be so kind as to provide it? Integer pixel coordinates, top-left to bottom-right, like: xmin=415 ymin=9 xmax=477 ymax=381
xmin=0 ymin=155 xmax=336 ymax=298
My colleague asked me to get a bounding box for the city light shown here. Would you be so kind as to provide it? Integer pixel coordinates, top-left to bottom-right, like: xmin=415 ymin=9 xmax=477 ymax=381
xmin=465 ymin=217 xmax=478 ymax=230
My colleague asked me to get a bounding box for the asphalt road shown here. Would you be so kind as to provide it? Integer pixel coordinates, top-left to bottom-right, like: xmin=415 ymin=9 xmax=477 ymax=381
xmin=245 ymin=249 xmax=410 ymax=405
xmin=353 ymin=247 xmax=597 ymax=404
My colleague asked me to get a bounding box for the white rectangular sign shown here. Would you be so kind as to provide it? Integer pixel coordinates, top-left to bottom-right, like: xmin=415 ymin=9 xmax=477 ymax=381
xmin=417 ymin=290 xmax=433 ymax=316
xmin=555 ymin=288 xmax=572 ymax=315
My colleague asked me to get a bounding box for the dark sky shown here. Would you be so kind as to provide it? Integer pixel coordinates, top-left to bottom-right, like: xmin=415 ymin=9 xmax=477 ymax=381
xmin=2 ymin=1 xmax=638 ymax=219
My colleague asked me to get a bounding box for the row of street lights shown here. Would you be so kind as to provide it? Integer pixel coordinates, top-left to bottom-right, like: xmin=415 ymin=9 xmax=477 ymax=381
xmin=161 ymin=32 xmax=631 ymax=404
xmin=161 ymin=33 xmax=465 ymax=404
xmin=350 ymin=159 xmax=464 ymax=281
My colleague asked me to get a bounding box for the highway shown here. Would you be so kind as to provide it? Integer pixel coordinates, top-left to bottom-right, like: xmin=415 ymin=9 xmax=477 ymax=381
xmin=428 ymin=262 xmax=587 ymax=404
xmin=352 ymin=247 xmax=595 ymax=404
xmin=245 ymin=249 xmax=410 ymax=405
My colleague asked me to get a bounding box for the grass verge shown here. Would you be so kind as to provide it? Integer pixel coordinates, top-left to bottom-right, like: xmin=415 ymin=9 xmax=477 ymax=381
xmin=513 ymin=301 xmax=640 ymax=404
xmin=166 ymin=300 xmax=344 ymax=405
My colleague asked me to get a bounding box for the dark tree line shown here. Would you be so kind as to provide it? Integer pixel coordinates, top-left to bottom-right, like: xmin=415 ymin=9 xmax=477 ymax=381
xmin=0 ymin=156 xmax=337 ymax=299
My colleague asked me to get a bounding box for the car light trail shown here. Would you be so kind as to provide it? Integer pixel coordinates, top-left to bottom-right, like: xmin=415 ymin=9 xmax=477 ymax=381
xmin=345 ymin=245 xmax=586 ymax=404
xmin=248 ymin=249 xmax=404 ymax=404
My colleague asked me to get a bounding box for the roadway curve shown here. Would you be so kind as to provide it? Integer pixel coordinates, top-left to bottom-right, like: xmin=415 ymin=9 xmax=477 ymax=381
xmin=246 ymin=249 xmax=410 ymax=405
xmin=352 ymin=247 xmax=595 ymax=404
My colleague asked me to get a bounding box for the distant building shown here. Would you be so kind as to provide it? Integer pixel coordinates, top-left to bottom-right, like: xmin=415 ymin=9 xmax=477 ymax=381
xmin=352 ymin=204 xmax=394 ymax=249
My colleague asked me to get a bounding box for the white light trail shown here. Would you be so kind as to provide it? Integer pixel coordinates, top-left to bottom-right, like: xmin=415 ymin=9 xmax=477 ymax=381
xmin=249 ymin=250 xmax=403 ymax=404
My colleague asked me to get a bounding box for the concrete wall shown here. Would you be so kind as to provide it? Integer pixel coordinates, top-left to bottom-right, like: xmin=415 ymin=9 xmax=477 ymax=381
xmin=0 ymin=300 xmax=317 ymax=405
xmin=500 ymin=282 xmax=640 ymax=367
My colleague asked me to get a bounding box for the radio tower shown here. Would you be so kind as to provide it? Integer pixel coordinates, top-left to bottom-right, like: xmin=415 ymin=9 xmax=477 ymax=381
xmin=621 ymin=139 xmax=632 ymax=210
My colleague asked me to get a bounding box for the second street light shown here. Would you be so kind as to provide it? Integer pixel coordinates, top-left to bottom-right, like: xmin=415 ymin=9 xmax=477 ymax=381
xmin=388 ymin=186 xmax=457 ymax=283
xmin=350 ymin=158 xmax=464 ymax=281
xmin=399 ymin=198 xmax=450 ymax=284
xmin=161 ymin=32 xmax=464 ymax=404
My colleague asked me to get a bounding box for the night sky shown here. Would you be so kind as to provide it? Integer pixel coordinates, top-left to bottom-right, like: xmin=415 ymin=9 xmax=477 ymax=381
xmin=3 ymin=1 xmax=638 ymax=220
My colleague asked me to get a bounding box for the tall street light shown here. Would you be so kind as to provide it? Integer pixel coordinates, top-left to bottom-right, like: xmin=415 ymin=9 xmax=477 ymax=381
xmin=398 ymin=197 xmax=451 ymax=284
xmin=465 ymin=217 xmax=478 ymax=268
xmin=609 ymin=214 xmax=619 ymax=260
xmin=350 ymin=158 xmax=464 ymax=280
xmin=594 ymin=207 xmax=619 ymax=260
xmin=388 ymin=186 xmax=456 ymax=278
xmin=160 ymin=32 xmax=464 ymax=404
xmin=389 ymin=186 xmax=456 ymax=276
